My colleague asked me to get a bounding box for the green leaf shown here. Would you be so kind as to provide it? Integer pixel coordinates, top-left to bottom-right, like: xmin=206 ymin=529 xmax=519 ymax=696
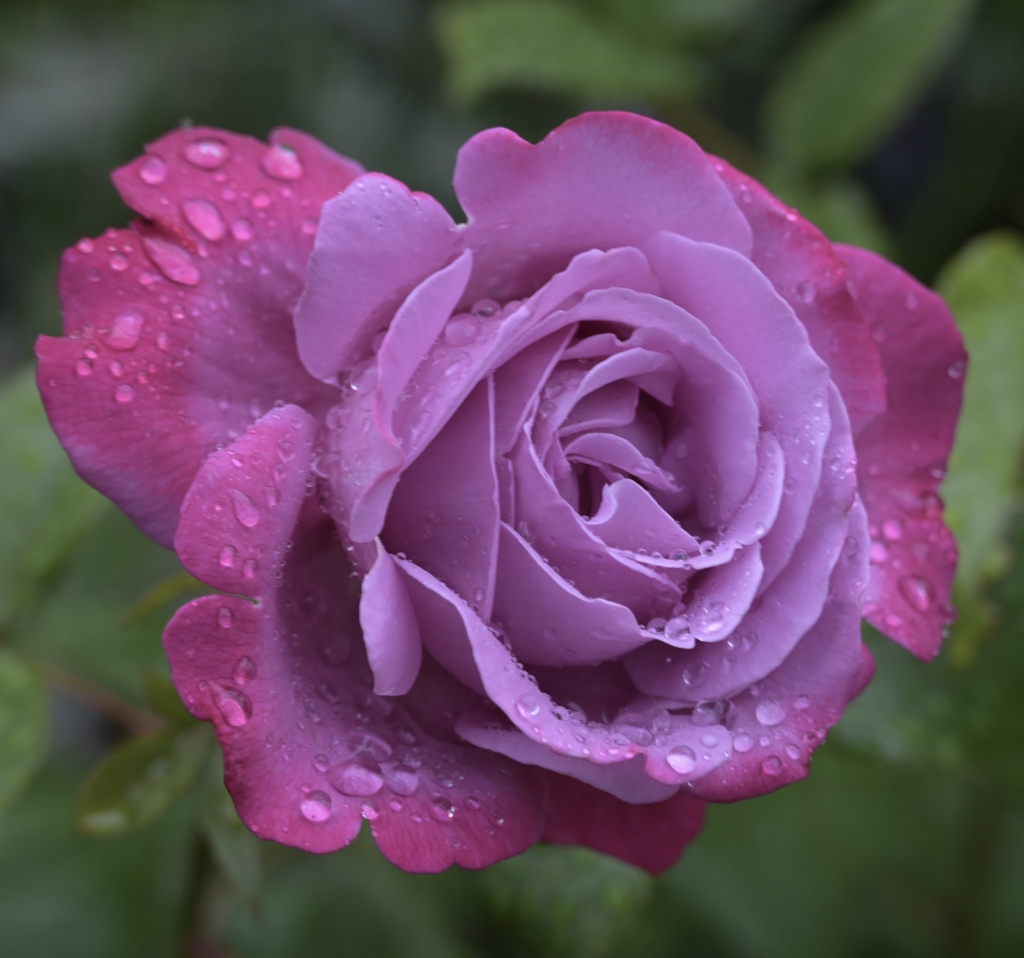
xmin=936 ymin=231 xmax=1024 ymax=659
xmin=11 ymin=506 xmax=190 ymax=701
xmin=765 ymin=0 xmax=975 ymax=171
xmin=0 ymin=366 xmax=108 ymax=629
xmin=0 ymin=650 xmax=48 ymax=811
xmin=0 ymin=765 xmax=195 ymax=958
xmin=199 ymin=777 xmax=263 ymax=899
xmin=482 ymin=845 xmax=653 ymax=958
xmin=141 ymin=668 xmax=194 ymax=725
xmin=436 ymin=0 xmax=700 ymax=106
xmin=79 ymin=725 xmax=210 ymax=835
xmin=592 ymin=0 xmax=766 ymax=48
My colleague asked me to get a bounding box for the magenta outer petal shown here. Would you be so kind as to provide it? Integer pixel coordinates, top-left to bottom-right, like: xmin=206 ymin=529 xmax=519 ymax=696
xmin=712 ymin=158 xmax=887 ymax=433
xmin=688 ymin=502 xmax=870 ymax=801
xmin=166 ymin=408 xmax=544 ymax=870
xmin=454 ymin=112 xmax=752 ymax=302
xmin=542 ymin=773 xmax=705 ymax=875
xmin=37 ymin=126 xmax=356 ymax=546
xmin=837 ymin=245 xmax=966 ymax=659
xmin=295 ymin=173 xmax=459 ymax=382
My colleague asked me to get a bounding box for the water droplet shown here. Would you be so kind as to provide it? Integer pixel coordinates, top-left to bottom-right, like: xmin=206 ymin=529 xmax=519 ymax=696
xmin=666 ymin=745 xmax=697 ymax=774
xmin=465 ymin=796 xmax=481 ymax=811
xmin=182 ymin=199 xmax=227 ymax=242
xmin=515 ymin=694 xmax=542 ymax=719
xmin=106 ymin=309 xmax=144 ymax=350
xmin=796 ymin=280 xmax=817 ymax=304
xmin=300 ymin=791 xmax=332 ymax=822
xmin=361 ymin=801 xmax=379 ymax=820
xmin=218 ymin=545 xmax=238 ymax=568
xmin=114 ymin=384 xmax=135 ymax=403
xmin=870 ymin=540 xmax=889 ymax=564
xmin=139 ymin=155 xmax=167 ymax=185
xmin=210 ymin=684 xmax=252 ymax=727
xmin=232 ymin=656 xmax=257 ymax=685
xmin=109 ymin=253 xmax=129 ymax=272
xmin=755 ymin=699 xmax=786 ymax=726
xmin=242 ymin=558 xmax=259 ymax=579
xmin=384 ymin=763 xmax=419 ymax=796
xmin=471 ymin=298 xmax=499 ymax=318
xmin=251 ymin=190 xmax=271 ymax=209
xmin=348 ymin=731 xmax=393 ymax=762
xmin=184 ymin=138 xmax=231 ymax=170
xmin=75 ymin=358 xmax=94 ymax=377
xmin=443 ymin=313 xmax=481 ymax=347
xmin=947 ymin=358 xmax=966 ymax=380
xmin=231 ymin=218 xmax=254 ymax=242
xmin=217 ymin=606 xmax=234 ymax=629
xmin=430 ymin=797 xmax=456 ymax=821
xmin=228 ymin=488 xmax=261 ymax=528
xmin=899 ymin=575 xmax=933 ymax=613
xmin=761 ymin=756 xmax=782 ymax=776
xmin=108 ymin=360 xmax=124 ymax=378
xmin=882 ymin=518 xmax=904 ymax=541
xmin=261 ymin=144 xmax=304 ymax=180
xmin=785 ymin=744 xmax=802 ymax=761
xmin=733 ymin=733 xmax=754 ymax=753
xmin=330 ymin=759 xmax=384 ymax=796
xmin=301 ymin=216 xmax=318 ymax=236
xmin=142 ymin=237 xmax=200 ymax=286
xmin=794 ymin=695 xmax=810 ymax=711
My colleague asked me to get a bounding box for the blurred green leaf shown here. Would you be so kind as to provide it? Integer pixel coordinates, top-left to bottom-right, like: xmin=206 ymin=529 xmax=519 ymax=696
xmin=937 ymin=230 xmax=1024 ymax=659
xmin=0 ymin=765 xmax=194 ymax=958
xmin=141 ymin=669 xmax=194 ymax=725
xmin=593 ymin=0 xmax=766 ymax=48
xmin=199 ymin=776 xmax=262 ymax=900
xmin=765 ymin=0 xmax=974 ymax=171
xmin=482 ymin=845 xmax=653 ymax=958
xmin=123 ymin=570 xmax=205 ymax=628
xmin=11 ymin=507 xmax=189 ymax=701
xmin=0 ymin=650 xmax=48 ymax=811
xmin=0 ymin=366 xmax=108 ymax=630
xmin=224 ymin=831 xmax=478 ymax=958
xmin=436 ymin=0 xmax=700 ymax=106
xmin=79 ymin=725 xmax=210 ymax=835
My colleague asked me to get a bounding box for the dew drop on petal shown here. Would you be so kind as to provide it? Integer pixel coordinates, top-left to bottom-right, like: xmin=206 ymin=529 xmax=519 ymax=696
xmin=755 ymin=699 xmax=786 ymax=726
xmin=947 ymin=359 xmax=966 ymax=380
xmin=218 ymin=545 xmax=238 ymax=568
xmin=899 ymin=575 xmax=933 ymax=612
xmin=75 ymin=359 xmax=93 ymax=377
xmin=184 ymin=138 xmax=231 ymax=170
xmin=444 ymin=314 xmax=480 ymax=346
xmin=217 ymin=606 xmax=234 ymax=629
xmin=114 ymin=384 xmax=135 ymax=403
xmin=430 ymin=797 xmax=456 ymax=821
xmin=210 ymin=684 xmax=252 ymax=727
xmin=232 ymin=656 xmax=257 ymax=685
xmin=515 ymin=694 xmax=542 ymax=719
xmin=261 ymin=144 xmax=304 ymax=180
xmin=300 ymin=791 xmax=333 ymax=823
xmin=182 ymin=199 xmax=227 ymax=242
xmin=666 ymin=745 xmax=697 ymax=775
xmin=733 ymin=733 xmax=754 ymax=753
xmin=330 ymin=760 xmax=384 ymax=797
xmin=231 ymin=218 xmax=254 ymax=242
xmin=142 ymin=237 xmax=201 ymax=286
xmin=228 ymin=488 xmax=261 ymax=528
xmin=139 ymin=155 xmax=167 ymax=185
xmin=761 ymin=756 xmax=782 ymax=776
xmin=106 ymin=309 xmax=144 ymax=350
xmin=384 ymin=763 xmax=420 ymax=796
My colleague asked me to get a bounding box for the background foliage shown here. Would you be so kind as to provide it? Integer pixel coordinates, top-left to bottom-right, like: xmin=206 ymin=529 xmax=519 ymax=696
xmin=1 ymin=0 xmax=1023 ymax=955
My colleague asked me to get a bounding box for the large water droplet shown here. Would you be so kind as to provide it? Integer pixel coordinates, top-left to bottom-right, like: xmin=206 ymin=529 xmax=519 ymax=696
xmin=75 ymin=358 xmax=94 ymax=377
xmin=142 ymin=237 xmax=200 ymax=286
xmin=138 ymin=155 xmax=168 ymax=185
xmin=218 ymin=545 xmax=238 ymax=569
xmin=300 ymin=790 xmax=332 ymax=823
xmin=384 ymin=763 xmax=419 ymax=796
xmin=261 ymin=144 xmax=304 ymax=180
xmin=666 ymin=745 xmax=697 ymax=774
xmin=430 ymin=797 xmax=456 ymax=821
xmin=444 ymin=314 xmax=480 ymax=347
xmin=899 ymin=575 xmax=933 ymax=612
xmin=106 ymin=309 xmax=144 ymax=351
xmin=515 ymin=694 xmax=542 ymax=719
xmin=228 ymin=488 xmax=261 ymax=528
xmin=232 ymin=656 xmax=257 ymax=685
xmin=330 ymin=759 xmax=384 ymax=796
xmin=733 ymin=732 xmax=754 ymax=753
xmin=210 ymin=684 xmax=252 ymax=727
xmin=755 ymin=699 xmax=786 ymax=727
xmin=182 ymin=199 xmax=227 ymax=242
xmin=184 ymin=138 xmax=231 ymax=170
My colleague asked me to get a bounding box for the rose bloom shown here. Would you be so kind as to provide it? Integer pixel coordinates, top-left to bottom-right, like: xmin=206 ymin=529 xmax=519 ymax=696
xmin=38 ymin=113 xmax=965 ymax=873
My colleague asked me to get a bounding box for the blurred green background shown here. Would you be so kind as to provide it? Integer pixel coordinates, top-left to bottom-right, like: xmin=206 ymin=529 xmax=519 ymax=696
xmin=2 ymin=0 xmax=1024 ymax=955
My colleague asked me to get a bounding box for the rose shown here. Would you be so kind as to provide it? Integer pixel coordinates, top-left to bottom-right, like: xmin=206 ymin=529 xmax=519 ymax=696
xmin=38 ymin=113 xmax=965 ymax=874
